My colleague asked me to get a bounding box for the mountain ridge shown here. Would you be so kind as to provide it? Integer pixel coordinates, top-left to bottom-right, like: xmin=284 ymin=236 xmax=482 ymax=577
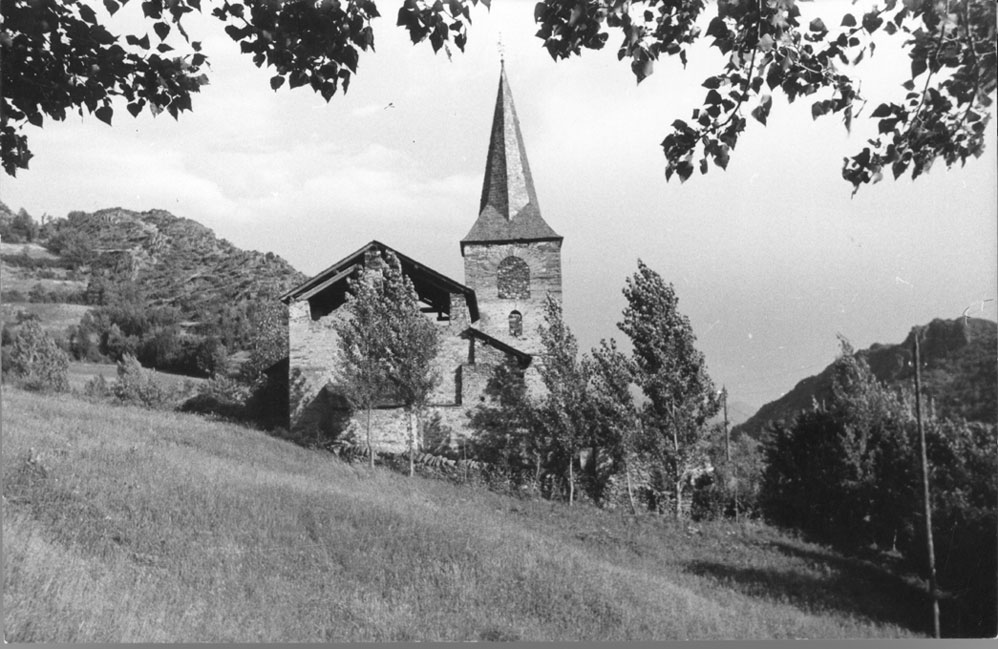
xmin=734 ymin=317 xmax=997 ymax=439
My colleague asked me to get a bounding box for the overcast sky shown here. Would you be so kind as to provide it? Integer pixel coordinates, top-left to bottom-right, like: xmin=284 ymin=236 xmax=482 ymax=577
xmin=3 ymin=0 xmax=995 ymax=409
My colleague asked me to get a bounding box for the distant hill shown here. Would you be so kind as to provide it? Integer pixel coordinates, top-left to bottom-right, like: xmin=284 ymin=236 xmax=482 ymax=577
xmin=734 ymin=317 xmax=997 ymax=439
xmin=54 ymin=207 xmax=307 ymax=317
xmin=2 ymin=205 xmax=307 ymax=376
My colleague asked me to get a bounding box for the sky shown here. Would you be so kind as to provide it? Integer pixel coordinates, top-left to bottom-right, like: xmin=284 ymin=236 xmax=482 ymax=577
xmin=2 ymin=0 xmax=996 ymax=410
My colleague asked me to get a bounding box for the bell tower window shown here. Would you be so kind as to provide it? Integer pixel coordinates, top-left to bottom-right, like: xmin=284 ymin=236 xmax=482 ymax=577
xmin=508 ymin=310 xmax=523 ymax=337
xmin=497 ymin=256 xmax=530 ymax=299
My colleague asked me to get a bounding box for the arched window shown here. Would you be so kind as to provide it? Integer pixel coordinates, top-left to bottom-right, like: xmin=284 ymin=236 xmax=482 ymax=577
xmin=508 ymin=310 xmax=523 ymax=337
xmin=497 ymin=256 xmax=530 ymax=299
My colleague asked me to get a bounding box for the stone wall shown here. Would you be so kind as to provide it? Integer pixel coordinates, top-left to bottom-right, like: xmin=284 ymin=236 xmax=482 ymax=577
xmin=462 ymin=240 xmax=562 ymax=355
xmin=288 ymin=288 xmax=479 ymax=448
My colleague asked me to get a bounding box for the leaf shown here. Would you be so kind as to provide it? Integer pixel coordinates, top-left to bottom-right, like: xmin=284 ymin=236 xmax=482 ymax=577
xmin=126 ymin=102 xmax=143 ymax=117
xmin=702 ymin=76 xmax=722 ymax=90
xmin=103 ymin=0 xmax=121 ymax=15
xmin=870 ymin=103 xmax=892 ymax=118
xmin=811 ymin=101 xmax=829 ymax=120
xmin=715 ymin=145 xmax=730 ymax=170
xmin=632 ymin=57 xmax=654 ymax=83
xmin=270 ymin=75 xmax=285 ymax=91
xmin=705 ymin=16 xmax=727 ymax=40
xmin=841 ymin=13 xmax=857 ymax=27
xmin=126 ymin=34 xmax=151 ymax=49
xmin=79 ymin=4 xmax=98 ymax=24
xmin=154 ymin=22 xmax=171 ymax=41
xmin=676 ymin=160 xmax=694 ymax=182
xmin=911 ymin=57 xmax=927 ymax=78
xmin=750 ymin=94 xmax=772 ymax=125
xmin=862 ymin=11 xmax=883 ymax=33
xmin=809 ymin=17 xmax=826 ymax=32
xmin=95 ymin=105 xmax=113 ymax=125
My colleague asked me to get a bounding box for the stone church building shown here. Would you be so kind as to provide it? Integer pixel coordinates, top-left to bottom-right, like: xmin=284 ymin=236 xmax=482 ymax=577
xmin=280 ymin=66 xmax=563 ymax=452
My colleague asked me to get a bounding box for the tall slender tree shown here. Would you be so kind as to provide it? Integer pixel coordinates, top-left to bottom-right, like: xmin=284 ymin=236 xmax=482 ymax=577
xmin=379 ymin=253 xmax=440 ymax=477
xmin=619 ymin=260 xmax=719 ymax=519
xmin=586 ymin=338 xmax=639 ymax=510
xmin=335 ymin=255 xmax=392 ymax=468
xmin=536 ymin=294 xmax=592 ymax=505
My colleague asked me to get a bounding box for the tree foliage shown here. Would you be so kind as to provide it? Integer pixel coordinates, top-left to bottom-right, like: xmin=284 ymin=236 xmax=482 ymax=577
xmin=761 ymin=340 xmax=997 ymax=636
xmin=3 ymin=319 xmax=70 ymax=391
xmin=619 ymin=259 xmax=719 ymax=517
xmin=334 ymin=250 xmax=439 ymax=469
xmin=3 ymin=0 xmax=993 ymax=188
xmin=535 ymin=294 xmax=592 ymax=505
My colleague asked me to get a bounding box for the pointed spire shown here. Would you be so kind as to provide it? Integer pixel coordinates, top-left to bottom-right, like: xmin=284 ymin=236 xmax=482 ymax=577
xmin=461 ymin=65 xmax=561 ymax=253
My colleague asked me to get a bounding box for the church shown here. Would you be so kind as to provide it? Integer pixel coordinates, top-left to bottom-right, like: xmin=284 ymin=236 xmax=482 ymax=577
xmin=280 ymin=65 xmax=563 ymax=452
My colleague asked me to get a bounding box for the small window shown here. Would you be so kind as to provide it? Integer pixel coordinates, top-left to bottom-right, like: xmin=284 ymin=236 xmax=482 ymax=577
xmin=508 ymin=310 xmax=523 ymax=337
xmin=497 ymin=256 xmax=530 ymax=299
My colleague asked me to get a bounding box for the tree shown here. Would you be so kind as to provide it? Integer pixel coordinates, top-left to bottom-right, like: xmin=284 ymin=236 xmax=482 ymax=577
xmin=3 ymin=0 xmax=993 ymax=189
xmin=334 ymin=250 xmax=439 ymax=472
xmin=4 ymin=319 xmax=70 ymax=391
xmin=468 ymin=359 xmax=540 ymax=488
xmin=759 ymin=338 xmax=998 ymax=636
xmin=335 ymin=254 xmax=392 ymax=468
xmin=535 ymin=294 xmax=592 ymax=505
xmin=377 ymin=252 xmax=440 ymax=478
xmin=585 ymin=337 xmax=639 ymax=510
xmin=618 ymin=259 xmax=719 ymax=518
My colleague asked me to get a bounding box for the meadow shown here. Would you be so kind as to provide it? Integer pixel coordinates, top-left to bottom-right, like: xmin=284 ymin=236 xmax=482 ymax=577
xmin=3 ymin=387 xmax=932 ymax=641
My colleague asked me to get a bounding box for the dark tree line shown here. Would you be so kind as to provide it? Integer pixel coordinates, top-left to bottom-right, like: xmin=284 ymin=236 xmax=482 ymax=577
xmin=760 ymin=341 xmax=997 ymax=637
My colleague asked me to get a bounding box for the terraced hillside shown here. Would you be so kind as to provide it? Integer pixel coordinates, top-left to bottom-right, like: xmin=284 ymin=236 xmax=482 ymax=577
xmin=51 ymin=207 xmax=307 ymax=316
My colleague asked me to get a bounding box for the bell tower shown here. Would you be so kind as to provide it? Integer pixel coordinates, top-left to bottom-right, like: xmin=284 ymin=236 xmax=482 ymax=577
xmin=461 ymin=64 xmax=563 ymax=355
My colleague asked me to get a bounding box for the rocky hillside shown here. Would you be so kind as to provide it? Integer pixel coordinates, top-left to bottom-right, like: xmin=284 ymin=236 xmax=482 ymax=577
xmin=51 ymin=207 xmax=306 ymax=316
xmin=735 ymin=317 xmax=997 ymax=439
xmin=2 ymin=203 xmax=307 ymax=377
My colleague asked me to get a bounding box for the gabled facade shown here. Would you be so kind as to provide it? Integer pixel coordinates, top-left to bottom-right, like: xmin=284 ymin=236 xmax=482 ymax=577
xmin=281 ymin=65 xmax=561 ymax=452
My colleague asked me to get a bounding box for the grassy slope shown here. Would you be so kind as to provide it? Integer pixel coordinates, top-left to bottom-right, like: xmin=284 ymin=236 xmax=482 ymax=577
xmin=2 ymin=389 xmax=929 ymax=641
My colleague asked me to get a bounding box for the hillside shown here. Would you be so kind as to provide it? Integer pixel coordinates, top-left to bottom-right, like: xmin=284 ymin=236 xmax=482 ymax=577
xmin=735 ymin=317 xmax=998 ymax=440
xmin=1 ymin=204 xmax=307 ymax=376
xmin=2 ymin=388 xmax=930 ymax=641
xmin=49 ymin=207 xmax=307 ymax=318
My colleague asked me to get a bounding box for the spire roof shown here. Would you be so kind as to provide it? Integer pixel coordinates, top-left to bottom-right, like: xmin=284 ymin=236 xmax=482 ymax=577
xmin=461 ymin=65 xmax=562 ymax=253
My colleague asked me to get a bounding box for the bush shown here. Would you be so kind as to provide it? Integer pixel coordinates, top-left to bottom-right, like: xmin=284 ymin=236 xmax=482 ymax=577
xmin=3 ymin=320 xmax=69 ymax=392
xmin=83 ymin=374 xmax=112 ymax=400
xmin=111 ymin=355 xmax=178 ymax=409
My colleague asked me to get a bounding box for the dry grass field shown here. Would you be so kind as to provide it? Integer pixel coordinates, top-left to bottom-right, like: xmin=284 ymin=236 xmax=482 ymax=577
xmin=2 ymin=388 xmax=931 ymax=642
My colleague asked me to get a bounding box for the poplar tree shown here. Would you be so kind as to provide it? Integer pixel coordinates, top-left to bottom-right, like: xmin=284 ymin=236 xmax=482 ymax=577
xmin=536 ymin=294 xmax=591 ymax=505
xmin=335 ymin=250 xmax=439 ymax=473
xmin=619 ymin=260 xmax=719 ymax=519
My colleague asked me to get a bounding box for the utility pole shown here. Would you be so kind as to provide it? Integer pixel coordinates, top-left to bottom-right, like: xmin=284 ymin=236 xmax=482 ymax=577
xmin=722 ymin=386 xmax=730 ymax=463
xmin=914 ymin=333 xmax=941 ymax=638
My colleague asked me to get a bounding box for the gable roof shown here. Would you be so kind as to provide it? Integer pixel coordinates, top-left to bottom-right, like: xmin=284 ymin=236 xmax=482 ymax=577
xmin=280 ymin=240 xmax=479 ymax=322
xmin=461 ymin=64 xmax=562 ymax=254
xmin=459 ymin=326 xmax=533 ymax=368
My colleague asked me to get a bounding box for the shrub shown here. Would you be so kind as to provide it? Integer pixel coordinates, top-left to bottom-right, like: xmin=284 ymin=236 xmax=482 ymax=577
xmin=83 ymin=373 xmax=112 ymax=400
xmin=3 ymin=320 xmax=69 ymax=392
xmin=111 ymin=354 xmax=177 ymax=409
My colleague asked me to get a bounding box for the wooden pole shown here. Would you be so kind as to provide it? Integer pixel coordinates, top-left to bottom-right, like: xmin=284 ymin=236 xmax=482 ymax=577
xmin=722 ymin=387 xmax=730 ymax=463
xmin=914 ymin=334 xmax=941 ymax=638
